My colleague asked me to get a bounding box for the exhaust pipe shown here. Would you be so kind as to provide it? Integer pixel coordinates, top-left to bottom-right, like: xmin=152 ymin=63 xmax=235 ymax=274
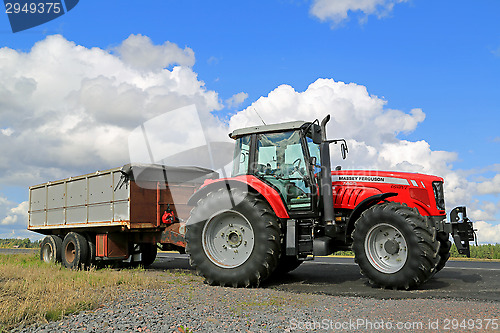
xmin=320 ymin=115 xmax=330 ymax=141
xmin=320 ymin=115 xmax=334 ymax=225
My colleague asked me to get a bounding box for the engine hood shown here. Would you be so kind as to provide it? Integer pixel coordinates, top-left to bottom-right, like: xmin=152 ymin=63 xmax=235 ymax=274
xmin=331 ymin=170 xmax=443 ymax=186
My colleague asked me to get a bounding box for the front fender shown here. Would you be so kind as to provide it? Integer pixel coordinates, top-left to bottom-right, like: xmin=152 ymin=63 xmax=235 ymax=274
xmin=187 ymin=176 xmax=289 ymax=219
xmin=345 ymin=192 xmax=398 ymax=238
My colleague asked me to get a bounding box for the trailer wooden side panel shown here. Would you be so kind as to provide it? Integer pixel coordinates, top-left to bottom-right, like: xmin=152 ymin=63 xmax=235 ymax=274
xmin=28 ymin=164 xmax=218 ymax=234
xmin=28 ymin=168 xmax=130 ymax=232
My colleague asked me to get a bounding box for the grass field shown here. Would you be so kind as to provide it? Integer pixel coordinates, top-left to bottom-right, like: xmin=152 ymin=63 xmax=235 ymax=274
xmin=0 ymin=253 xmax=191 ymax=332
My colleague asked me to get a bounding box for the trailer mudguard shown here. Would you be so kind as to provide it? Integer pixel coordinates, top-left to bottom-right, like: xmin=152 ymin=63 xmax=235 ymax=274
xmin=345 ymin=192 xmax=398 ymax=238
xmin=187 ymin=175 xmax=290 ymax=219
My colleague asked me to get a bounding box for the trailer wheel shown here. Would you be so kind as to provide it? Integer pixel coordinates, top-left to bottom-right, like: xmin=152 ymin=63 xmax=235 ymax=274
xmin=352 ymin=202 xmax=440 ymax=290
xmin=186 ymin=188 xmax=281 ymax=287
xmin=435 ymin=232 xmax=451 ymax=273
xmin=85 ymin=233 xmax=96 ymax=268
xmin=62 ymin=232 xmax=89 ymax=270
xmin=40 ymin=235 xmax=62 ymax=264
xmin=141 ymin=243 xmax=158 ymax=267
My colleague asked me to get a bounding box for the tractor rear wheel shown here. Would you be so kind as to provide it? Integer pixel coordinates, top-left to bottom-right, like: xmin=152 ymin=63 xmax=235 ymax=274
xmin=186 ymin=188 xmax=281 ymax=287
xmin=352 ymin=202 xmax=440 ymax=290
xmin=141 ymin=243 xmax=158 ymax=267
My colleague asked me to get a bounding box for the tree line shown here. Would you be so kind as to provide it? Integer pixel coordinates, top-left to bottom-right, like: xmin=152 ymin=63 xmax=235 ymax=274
xmin=336 ymin=244 xmax=500 ymax=260
xmin=0 ymin=238 xmax=499 ymax=259
xmin=449 ymin=243 xmax=500 ymax=259
xmin=0 ymin=238 xmax=41 ymax=249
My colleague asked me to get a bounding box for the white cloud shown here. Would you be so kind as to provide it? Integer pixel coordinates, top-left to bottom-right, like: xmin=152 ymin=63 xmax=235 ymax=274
xmin=0 ymin=34 xmax=226 ymax=239
xmin=115 ymin=34 xmax=195 ymax=71
xmin=225 ymin=92 xmax=248 ymax=108
xmin=477 ymin=174 xmax=500 ymax=195
xmin=475 ymin=221 xmax=500 ymax=244
xmin=230 ymin=80 xmax=428 ymax=147
xmin=1 ymin=128 xmax=14 ymax=136
xmin=0 ymin=196 xmax=11 ymax=207
xmin=0 ymin=197 xmax=30 ymax=239
xmin=310 ymin=0 xmax=408 ymax=26
xmin=0 ymin=34 xmax=222 ymax=188
xmin=1 ymin=201 xmax=28 ymax=226
xmin=229 ymin=79 xmax=456 ymax=180
xmin=230 ymin=79 xmax=427 ymax=150
xmin=469 ymin=200 xmax=499 ymax=222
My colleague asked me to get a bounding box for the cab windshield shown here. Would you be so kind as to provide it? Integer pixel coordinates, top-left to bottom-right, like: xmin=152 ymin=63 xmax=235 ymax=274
xmin=255 ymin=130 xmax=311 ymax=210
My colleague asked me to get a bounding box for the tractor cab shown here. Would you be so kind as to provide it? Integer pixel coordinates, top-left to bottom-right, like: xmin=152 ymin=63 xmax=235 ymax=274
xmin=229 ymin=121 xmax=323 ymax=215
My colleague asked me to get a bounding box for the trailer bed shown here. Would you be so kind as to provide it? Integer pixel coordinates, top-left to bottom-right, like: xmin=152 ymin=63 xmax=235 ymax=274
xmin=28 ymin=164 xmax=217 ymax=234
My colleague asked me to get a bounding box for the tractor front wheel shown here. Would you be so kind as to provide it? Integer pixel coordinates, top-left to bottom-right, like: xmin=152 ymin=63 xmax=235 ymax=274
xmin=352 ymin=202 xmax=440 ymax=290
xmin=435 ymin=232 xmax=451 ymax=273
xmin=186 ymin=188 xmax=281 ymax=287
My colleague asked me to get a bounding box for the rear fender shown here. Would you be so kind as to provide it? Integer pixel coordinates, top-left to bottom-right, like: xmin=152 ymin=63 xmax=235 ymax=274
xmin=187 ymin=177 xmax=289 ymax=219
xmin=345 ymin=192 xmax=398 ymax=239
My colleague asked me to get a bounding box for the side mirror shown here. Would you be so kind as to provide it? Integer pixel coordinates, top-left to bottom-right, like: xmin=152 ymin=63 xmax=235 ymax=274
xmin=329 ymin=139 xmax=349 ymax=160
xmin=341 ymin=142 xmax=348 ymax=160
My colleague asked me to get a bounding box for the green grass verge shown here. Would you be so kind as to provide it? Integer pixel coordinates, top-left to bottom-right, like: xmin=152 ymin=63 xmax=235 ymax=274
xmin=0 ymin=253 xmax=197 ymax=332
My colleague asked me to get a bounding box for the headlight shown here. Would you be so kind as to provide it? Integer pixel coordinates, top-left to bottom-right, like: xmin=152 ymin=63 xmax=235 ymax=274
xmin=432 ymin=181 xmax=445 ymax=211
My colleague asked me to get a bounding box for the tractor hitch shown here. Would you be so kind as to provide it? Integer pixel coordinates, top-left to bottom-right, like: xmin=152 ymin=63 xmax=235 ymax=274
xmin=449 ymin=206 xmax=477 ymax=257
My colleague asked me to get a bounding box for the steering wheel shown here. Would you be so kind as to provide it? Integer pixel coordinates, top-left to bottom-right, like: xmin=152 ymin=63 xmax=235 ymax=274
xmin=285 ymin=182 xmax=308 ymax=198
xmin=293 ymin=158 xmax=301 ymax=169
xmin=291 ymin=158 xmax=307 ymax=177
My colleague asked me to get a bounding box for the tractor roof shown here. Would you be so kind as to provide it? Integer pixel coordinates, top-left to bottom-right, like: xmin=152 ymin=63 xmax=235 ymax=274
xmin=229 ymin=120 xmax=308 ymax=139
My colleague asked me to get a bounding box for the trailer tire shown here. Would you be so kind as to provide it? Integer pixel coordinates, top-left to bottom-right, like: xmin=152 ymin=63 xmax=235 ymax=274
xmin=85 ymin=233 xmax=96 ymax=268
xmin=352 ymin=202 xmax=440 ymax=290
xmin=141 ymin=243 xmax=158 ymax=267
xmin=40 ymin=235 xmax=62 ymax=264
xmin=435 ymin=232 xmax=451 ymax=273
xmin=186 ymin=188 xmax=281 ymax=287
xmin=62 ymin=232 xmax=89 ymax=270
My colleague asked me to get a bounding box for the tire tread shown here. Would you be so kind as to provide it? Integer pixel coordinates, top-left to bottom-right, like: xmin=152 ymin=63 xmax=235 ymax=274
xmin=352 ymin=202 xmax=440 ymax=290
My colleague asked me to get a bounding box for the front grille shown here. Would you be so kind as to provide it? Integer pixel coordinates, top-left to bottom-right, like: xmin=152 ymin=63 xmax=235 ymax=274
xmin=432 ymin=181 xmax=445 ymax=211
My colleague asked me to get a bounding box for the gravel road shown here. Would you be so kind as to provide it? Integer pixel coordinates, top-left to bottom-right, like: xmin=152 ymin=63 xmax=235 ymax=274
xmin=14 ymin=270 xmax=500 ymax=333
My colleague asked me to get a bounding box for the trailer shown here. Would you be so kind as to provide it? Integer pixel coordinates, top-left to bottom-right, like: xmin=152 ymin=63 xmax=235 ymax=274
xmin=29 ymin=164 xmax=217 ymax=268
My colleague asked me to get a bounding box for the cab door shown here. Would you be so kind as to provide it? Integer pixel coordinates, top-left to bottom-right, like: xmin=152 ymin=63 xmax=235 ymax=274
xmin=253 ymin=130 xmax=314 ymax=213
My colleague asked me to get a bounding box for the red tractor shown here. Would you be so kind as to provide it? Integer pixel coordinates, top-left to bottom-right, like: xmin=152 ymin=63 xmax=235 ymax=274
xmin=185 ymin=115 xmax=475 ymax=289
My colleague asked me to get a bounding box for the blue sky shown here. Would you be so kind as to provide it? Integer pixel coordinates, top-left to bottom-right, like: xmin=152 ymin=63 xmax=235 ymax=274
xmin=0 ymin=0 xmax=499 ymax=241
